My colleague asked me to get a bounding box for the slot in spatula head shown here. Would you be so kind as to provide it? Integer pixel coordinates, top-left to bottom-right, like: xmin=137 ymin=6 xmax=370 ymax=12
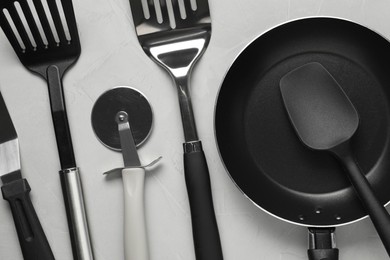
xmin=280 ymin=62 xmax=359 ymax=150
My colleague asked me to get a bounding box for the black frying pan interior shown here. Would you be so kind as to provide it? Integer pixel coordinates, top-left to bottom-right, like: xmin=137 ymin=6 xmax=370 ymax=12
xmin=215 ymin=17 xmax=390 ymax=226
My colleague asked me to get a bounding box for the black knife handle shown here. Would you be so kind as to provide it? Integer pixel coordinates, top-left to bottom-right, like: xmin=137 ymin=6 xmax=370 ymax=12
xmin=1 ymin=177 xmax=55 ymax=260
xmin=183 ymin=141 xmax=224 ymax=260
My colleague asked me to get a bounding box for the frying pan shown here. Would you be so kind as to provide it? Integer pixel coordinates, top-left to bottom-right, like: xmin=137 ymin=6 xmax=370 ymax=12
xmin=214 ymin=17 xmax=390 ymax=258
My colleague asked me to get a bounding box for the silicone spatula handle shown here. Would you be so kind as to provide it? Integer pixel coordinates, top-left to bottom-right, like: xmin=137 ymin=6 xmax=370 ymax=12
xmin=332 ymin=143 xmax=390 ymax=256
xmin=2 ymin=177 xmax=55 ymax=260
xmin=122 ymin=167 xmax=149 ymax=260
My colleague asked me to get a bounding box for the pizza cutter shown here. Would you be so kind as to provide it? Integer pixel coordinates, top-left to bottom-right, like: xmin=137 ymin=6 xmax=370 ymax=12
xmin=91 ymin=86 xmax=160 ymax=260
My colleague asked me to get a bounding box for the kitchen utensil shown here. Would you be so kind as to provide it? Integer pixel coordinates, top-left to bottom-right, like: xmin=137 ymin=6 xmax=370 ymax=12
xmin=280 ymin=62 xmax=390 ymax=256
xmin=91 ymin=87 xmax=158 ymax=260
xmin=0 ymin=91 xmax=54 ymax=260
xmin=215 ymin=17 xmax=390 ymax=259
xmin=0 ymin=1 xmax=94 ymax=259
xmin=128 ymin=1 xmax=223 ymax=259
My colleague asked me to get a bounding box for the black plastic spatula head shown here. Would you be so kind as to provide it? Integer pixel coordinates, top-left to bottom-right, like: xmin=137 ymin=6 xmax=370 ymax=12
xmin=0 ymin=0 xmax=81 ymax=77
xmin=280 ymin=62 xmax=359 ymax=150
xmin=280 ymin=62 xmax=390 ymax=257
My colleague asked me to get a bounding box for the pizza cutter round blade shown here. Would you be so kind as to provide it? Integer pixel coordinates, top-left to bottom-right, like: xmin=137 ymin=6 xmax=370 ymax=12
xmin=91 ymin=86 xmax=153 ymax=151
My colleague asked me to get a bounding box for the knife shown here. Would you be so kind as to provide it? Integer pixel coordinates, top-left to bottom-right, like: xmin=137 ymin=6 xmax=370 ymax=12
xmin=0 ymin=92 xmax=55 ymax=260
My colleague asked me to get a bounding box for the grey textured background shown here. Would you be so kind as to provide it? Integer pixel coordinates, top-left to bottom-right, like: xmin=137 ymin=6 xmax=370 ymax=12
xmin=1 ymin=0 xmax=390 ymax=259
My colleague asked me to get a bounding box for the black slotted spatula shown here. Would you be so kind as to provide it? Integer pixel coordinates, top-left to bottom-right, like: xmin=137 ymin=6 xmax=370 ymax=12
xmin=280 ymin=62 xmax=390 ymax=257
xmin=0 ymin=1 xmax=94 ymax=259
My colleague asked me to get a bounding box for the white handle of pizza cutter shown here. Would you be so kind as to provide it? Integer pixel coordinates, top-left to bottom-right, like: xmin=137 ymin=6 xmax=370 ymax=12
xmin=122 ymin=167 xmax=149 ymax=260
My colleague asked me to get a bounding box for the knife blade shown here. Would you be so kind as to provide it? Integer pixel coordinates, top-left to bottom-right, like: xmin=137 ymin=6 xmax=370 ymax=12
xmin=0 ymin=91 xmax=55 ymax=260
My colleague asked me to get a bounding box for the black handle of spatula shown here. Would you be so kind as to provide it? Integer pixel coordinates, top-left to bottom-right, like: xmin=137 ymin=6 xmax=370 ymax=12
xmin=46 ymin=66 xmax=94 ymax=260
xmin=1 ymin=176 xmax=55 ymax=260
xmin=307 ymin=228 xmax=339 ymax=260
xmin=183 ymin=141 xmax=224 ymax=260
xmin=46 ymin=65 xmax=76 ymax=169
xmin=332 ymin=142 xmax=390 ymax=256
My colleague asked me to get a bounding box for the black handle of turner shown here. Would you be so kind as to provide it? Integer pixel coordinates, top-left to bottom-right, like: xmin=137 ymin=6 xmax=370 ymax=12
xmin=332 ymin=143 xmax=390 ymax=257
xmin=1 ymin=176 xmax=55 ymax=260
xmin=183 ymin=141 xmax=224 ymax=260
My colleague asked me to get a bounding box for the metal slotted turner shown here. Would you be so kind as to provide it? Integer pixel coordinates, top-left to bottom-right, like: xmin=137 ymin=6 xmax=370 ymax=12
xmin=0 ymin=1 xmax=94 ymax=259
xmin=129 ymin=0 xmax=223 ymax=259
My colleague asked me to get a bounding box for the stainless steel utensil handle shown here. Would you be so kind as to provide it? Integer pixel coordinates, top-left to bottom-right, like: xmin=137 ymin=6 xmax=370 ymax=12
xmin=60 ymin=167 xmax=94 ymax=260
xmin=175 ymin=76 xmax=198 ymax=142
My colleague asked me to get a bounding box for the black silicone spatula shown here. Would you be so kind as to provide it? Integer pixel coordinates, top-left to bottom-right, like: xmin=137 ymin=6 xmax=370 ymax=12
xmin=280 ymin=62 xmax=390 ymax=257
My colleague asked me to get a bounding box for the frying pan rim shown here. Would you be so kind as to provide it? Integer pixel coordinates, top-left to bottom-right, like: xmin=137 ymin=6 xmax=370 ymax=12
xmin=213 ymin=15 xmax=390 ymax=227
xmin=91 ymin=85 xmax=154 ymax=152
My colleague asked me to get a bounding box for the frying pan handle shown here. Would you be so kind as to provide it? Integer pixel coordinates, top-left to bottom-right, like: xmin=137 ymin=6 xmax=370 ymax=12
xmin=308 ymin=249 xmax=339 ymax=260
xmin=122 ymin=167 xmax=149 ymax=260
xmin=1 ymin=174 xmax=55 ymax=260
xmin=183 ymin=141 xmax=224 ymax=260
xmin=307 ymin=228 xmax=339 ymax=260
